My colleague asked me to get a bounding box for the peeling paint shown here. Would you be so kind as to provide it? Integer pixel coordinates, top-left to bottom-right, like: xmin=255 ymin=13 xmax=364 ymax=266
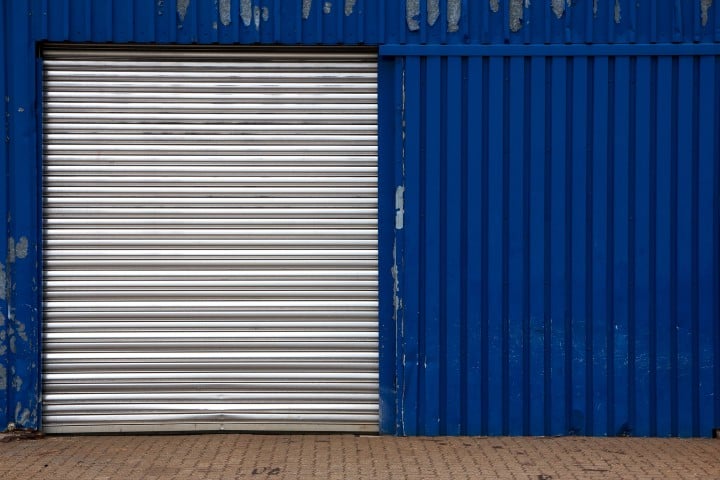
xmin=614 ymin=0 xmax=621 ymax=23
xmin=219 ymin=0 xmax=232 ymax=25
xmin=702 ymin=0 xmax=713 ymax=26
xmin=15 ymin=403 xmax=31 ymax=425
xmin=12 ymin=375 xmax=22 ymax=392
xmin=212 ymin=21 xmax=218 ymax=29
xmin=509 ymin=0 xmax=524 ymax=32
xmin=262 ymin=6 xmax=269 ymax=21
xmin=302 ymin=0 xmax=313 ymax=19
xmin=552 ymin=0 xmax=565 ymax=18
xmin=17 ymin=107 xmax=24 ymax=113
xmin=240 ymin=0 xmax=252 ymax=26
xmin=177 ymin=0 xmax=190 ymax=21
xmin=489 ymin=0 xmax=500 ymax=14
xmin=0 ymin=264 xmax=6 ymax=301
xmin=593 ymin=0 xmax=598 ymax=17
xmin=0 ymin=365 xmax=6 ymax=391
xmin=395 ymin=185 xmax=405 ymax=230
xmin=254 ymin=5 xmax=260 ymax=29
xmin=391 ymin=240 xmax=401 ymax=322
xmin=324 ymin=1 xmax=332 ymax=14
xmin=15 ymin=236 xmax=28 ymax=260
xmin=9 ymin=335 xmax=15 ymax=354
xmin=447 ymin=0 xmax=461 ymax=32
xmin=427 ymin=0 xmax=440 ymax=26
xmin=406 ymin=0 xmax=420 ymax=31
xmin=7 ymin=237 xmax=15 ymax=263
xmin=344 ymin=0 xmax=356 ymax=16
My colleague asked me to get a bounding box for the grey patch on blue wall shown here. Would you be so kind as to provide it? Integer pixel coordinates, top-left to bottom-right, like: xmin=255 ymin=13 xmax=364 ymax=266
xmin=509 ymin=0 xmax=524 ymax=32
xmin=614 ymin=0 xmax=621 ymax=23
xmin=15 ymin=237 xmax=28 ymax=260
xmin=219 ymin=0 xmax=232 ymax=25
xmin=262 ymin=6 xmax=270 ymax=21
xmin=593 ymin=0 xmax=598 ymax=17
xmin=447 ymin=0 xmax=461 ymax=32
xmin=0 ymin=364 xmax=6 ymax=391
xmin=177 ymin=0 xmax=190 ymax=21
xmin=0 ymin=264 xmax=6 ymax=301
xmin=12 ymin=375 xmax=22 ymax=392
xmin=406 ymin=0 xmax=420 ymax=31
xmin=254 ymin=5 xmax=261 ymax=29
xmin=427 ymin=0 xmax=440 ymax=26
xmin=15 ymin=403 xmax=31 ymax=425
xmin=489 ymin=0 xmax=500 ymax=14
xmin=7 ymin=237 xmax=15 ymax=263
xmin=302 ymin=0 xmax=313 ymax=19
xmin=702 ymin=0 xmax=713 ymax=26
xmin=241 ymin=0 xmax=252 ymax=26
xmin=552 ymin=0 xmax=565 ymax=18
xmin=344 ymin=0 xmax=356 ymax=16
xmin=324 ymin=1 xmax=332 ymax=14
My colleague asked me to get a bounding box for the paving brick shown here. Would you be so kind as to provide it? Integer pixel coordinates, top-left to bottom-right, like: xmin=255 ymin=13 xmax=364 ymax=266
xmin=0 ymin=434 xmax=718 ymax=479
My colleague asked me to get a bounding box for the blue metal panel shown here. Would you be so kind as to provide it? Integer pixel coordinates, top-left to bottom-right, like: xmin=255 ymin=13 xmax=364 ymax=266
xmin=389 ymin=50 xmax=720 ymax=437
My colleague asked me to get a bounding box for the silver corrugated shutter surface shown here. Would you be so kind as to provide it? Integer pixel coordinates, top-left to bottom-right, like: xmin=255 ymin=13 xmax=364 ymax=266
xmin=42 ymin=46 xmax=378 ymax=433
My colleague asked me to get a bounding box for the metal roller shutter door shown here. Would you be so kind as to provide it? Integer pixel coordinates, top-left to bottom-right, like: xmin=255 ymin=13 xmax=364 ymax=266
xmin=41 ymin=46 xmax=378 ymax=433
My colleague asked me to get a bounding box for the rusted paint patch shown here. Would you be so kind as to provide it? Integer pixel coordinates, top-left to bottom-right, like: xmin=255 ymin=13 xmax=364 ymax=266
xmin=219 ymin=0 xmax=232 ymax=26
xmin=702 ymin=0 xmax=712 ymax=26
xmin=427 ymin=0 xmax=440 ymax=26
xmin=447 ymin=0 xmax=461 ymax=32
xmin=344 ymin=0 xmax=356 ymax=16
xmin=509 ymin=0 xmax=524 ymax=32
xmin=241 ymin=0 xmax=252 ymax=26
xmin=323 ymin=1 xmax=332 ymax=14
xmin=177 ymin=0 xmax=190 ymax=21
xmin=489 ymin=0 xmax=500 ymax=14
xmin=614 ymin=0 xmax=621 ymax=23
xmin=406 ymin=0 xmax=420 ymax=31
xmin=302 ymin=0 xmax=313 ymax=19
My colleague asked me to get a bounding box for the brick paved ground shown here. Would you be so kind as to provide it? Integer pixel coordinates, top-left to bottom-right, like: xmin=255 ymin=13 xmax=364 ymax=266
xmin=1 ymin=433 xmax=718 ymax=480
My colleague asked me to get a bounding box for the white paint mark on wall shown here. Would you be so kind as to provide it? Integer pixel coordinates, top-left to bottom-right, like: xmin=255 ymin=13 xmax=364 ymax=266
xmin=219 ymin=0 xmax=232 ymax=25
xmin=254 ymin=5 xmax=261 ymax=28
xmin=395 ymin=185 xmax=405 ymax=230
xmin=447 ymin=0 xmax=461 ymax=32
xmin=509 ymin=0 xmax=524 ymax=31
xmin=177 ymin=0 xmax=190 ymax=21
xmin=489 ymin=0 xmax=500 ymax=14
xmin=302 ymin=0 xmax=313 ymax=19
xmin=614 ymin=0 xmax=621 ymax=23
xmin=428 ymin=0 xmax=440 ymax=26
xmin=241 ymin=0 xmax=252 ymax=26
xmin=15 ymin=237 xmax=28 ymax=260
xmin=702 ymin=0 xmax=712 ymax=26
xmin=323 ymin=1 xmax=332 ymax=14
xmin=344 ymin=0 xmax=356 ymax=16
xmin=262 ymin=6 xmax=270 ymax=21
xmin=407 ymin=0 xmax=420 ymax=31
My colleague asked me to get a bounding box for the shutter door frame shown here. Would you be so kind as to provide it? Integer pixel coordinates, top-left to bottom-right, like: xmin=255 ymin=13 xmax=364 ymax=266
xmin=41 ymin=45 xmax=379 ymax=434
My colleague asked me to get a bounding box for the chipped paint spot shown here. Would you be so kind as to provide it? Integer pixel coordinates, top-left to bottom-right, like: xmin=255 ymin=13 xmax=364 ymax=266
xmin=593 ymin=0 xmax=598 ymax=17
xmin=509 ymin=0 xmax=523 ymax=32
xmin=0 ymin=365 xmax=6 ymax=391
xmin=7 ymin=237 xmax=15 ymax=263
xmin=240 ymin=0 xmax=252 ymax=26
xmin=391 ymin=240 xmax=402 ymax=322
xmin=324 ymin=2 xmax=332 ymax=14
xmin=157 ymin=0 xmax=165 ymax=15
xmin=447 ymin=0 xmax=461 ymax=32
xmin=395 ymin=185 xmax=405 ymax=230
xmin=427 ymin=0 xmax=440 ymax=26
xmin=302 ymin=0 xmax=313 ymax=19
xmin=0 ymin=264 xmax=6 ymax=301
xmin=489 ymin=0 xmax=500 ymax=14
xmin=15 ymin=236 xmax=28 ymax=260
xmin=13 ymin=319 xmax=28 ymax=342
xmin=406 ymin=0 xmax=420 ymax=31
xmin=12 ymin=375 xmax=22 ymax=392
xmin=254 ymin=5 xmax=260 ymax=29
xmin=219 ymin=0 xmax=232 ymax=25
xmin=614 ymin=0 xmax=621 ymax=23
xmin=344 ymin=0 xmax=356 ymax=16
xmin=262 ymin=6 xmax=269 ymax=21
xmin=552 ymin=0 xmax=565 ymax=18
xmin=702 ymin=0 xmax=713 ymax=26
xmin=177 ymin=0 xmax=190 ymax=21
xmin=212 ymin=20 xmax=218 ymax=29
xmin=15 ymin=403 xmax=31 ymax=425
xmin=9 ymin=335 xmax=15 ymax=354
xmin=17 ymin=107 xmax=24 ymax=113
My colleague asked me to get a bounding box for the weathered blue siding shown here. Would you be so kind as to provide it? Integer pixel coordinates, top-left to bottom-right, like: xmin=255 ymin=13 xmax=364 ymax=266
xmin=1 ymin=0 xmax=719 ymax=436
xmin=386 ymin=48 xmax=720 ymax=436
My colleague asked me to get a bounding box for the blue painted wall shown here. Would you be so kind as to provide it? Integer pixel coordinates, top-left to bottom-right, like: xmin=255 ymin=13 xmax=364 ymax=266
xmin=1 ymin=0 xmax=719 ymax=436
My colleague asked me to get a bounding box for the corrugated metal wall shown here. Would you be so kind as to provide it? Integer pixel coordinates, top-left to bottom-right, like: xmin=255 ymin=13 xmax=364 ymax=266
xmin=2 ymin=0 xmax=720 ymax=436
xmin=391 ymin=51 xmax=720 ymax=437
